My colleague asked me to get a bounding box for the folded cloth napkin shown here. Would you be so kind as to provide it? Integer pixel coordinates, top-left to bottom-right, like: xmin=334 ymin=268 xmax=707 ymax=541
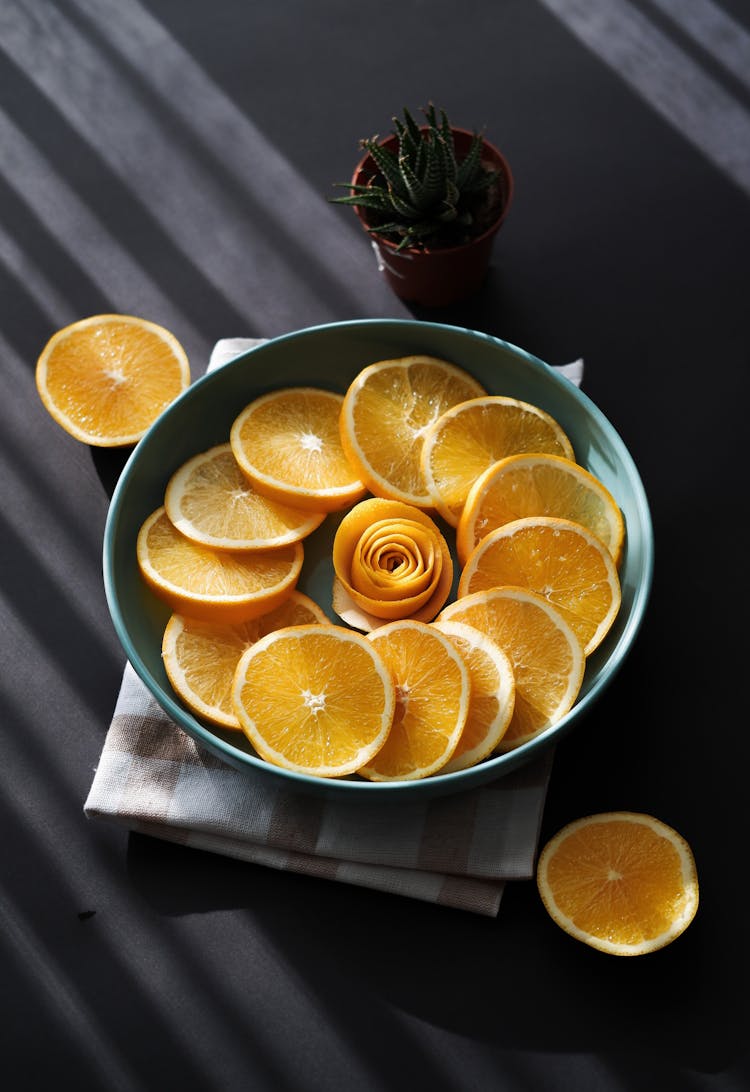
xmin=85 ymin=339 xmax=583 ymax=917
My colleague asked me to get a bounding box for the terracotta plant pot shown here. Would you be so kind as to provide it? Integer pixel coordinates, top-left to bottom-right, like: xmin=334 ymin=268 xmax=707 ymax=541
xmin=350 ymin=127 xmax=514 ymax=308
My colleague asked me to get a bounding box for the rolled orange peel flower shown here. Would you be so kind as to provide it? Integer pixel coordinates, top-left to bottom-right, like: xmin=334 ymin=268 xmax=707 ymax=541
xmin=332 ymin=498 xmax=453 ymax=630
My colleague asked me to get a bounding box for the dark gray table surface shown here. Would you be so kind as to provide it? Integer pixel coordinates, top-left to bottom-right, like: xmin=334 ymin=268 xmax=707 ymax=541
xmin=3 ymin=2 xmax=749 ymax=1089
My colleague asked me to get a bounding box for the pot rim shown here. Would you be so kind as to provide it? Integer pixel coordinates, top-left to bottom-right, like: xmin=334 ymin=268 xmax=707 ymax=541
xmin=349 ymin=125 xmax=514 ymax=257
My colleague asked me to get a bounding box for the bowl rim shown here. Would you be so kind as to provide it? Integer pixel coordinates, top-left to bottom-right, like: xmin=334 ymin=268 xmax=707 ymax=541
xmin=103 ymin=317 xmax=655 ymax=798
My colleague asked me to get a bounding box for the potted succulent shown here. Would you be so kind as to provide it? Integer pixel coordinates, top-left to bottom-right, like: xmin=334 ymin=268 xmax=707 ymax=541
xmin=331 ymin=104 xmax=514 ymax=307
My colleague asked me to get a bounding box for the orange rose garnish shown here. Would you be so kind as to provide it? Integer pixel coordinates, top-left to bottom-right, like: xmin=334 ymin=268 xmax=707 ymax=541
xmin=332 ymin=498 xmax=453 ymax=630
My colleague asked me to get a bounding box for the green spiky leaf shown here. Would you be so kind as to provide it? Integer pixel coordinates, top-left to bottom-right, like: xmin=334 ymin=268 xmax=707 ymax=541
xmin=330 ymin=103 xmax=504 ymax=251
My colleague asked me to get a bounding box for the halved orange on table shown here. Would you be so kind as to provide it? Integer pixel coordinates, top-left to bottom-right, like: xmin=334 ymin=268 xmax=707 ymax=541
xmin=36 ymin=313 xmax=190 ymax=446
xmin=537 ymin=812 xmax=699 ymax=956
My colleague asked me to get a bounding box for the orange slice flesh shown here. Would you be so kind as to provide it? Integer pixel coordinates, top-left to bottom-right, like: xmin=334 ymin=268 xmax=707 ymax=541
xmin=230 ymin=386 xmax=367 ymax=511
xmin=457 ymin=452 xmax=625 ymax=567
xmin=432 ymin=620 xmax=516 ymax=771
xmin=231 ymin=624 xmax=395 ymax=777
xmin=537 ymin=812 xmax=699 ymax=956
xmin=458 ymin=516 xmax=622 ymax=656
xmin=438 ymin=586 xmax=585 ymax=749
xmin=162 ymin=592 xmax=330 ymax=729
xmin=340 ymin=355 xmax=486 ymax=507
xmin=164 ymin=443 xmax=325 ymax=550
xmin=331 ymin=497 xmax=453 ymax=627
xmin=359 ymin=620 xmax=471 ymax=781
xmin=421 ymin=395 xmax=575 ymax=526
xmin=136 ymin=507 xmax=303 ymax=623
xmin=36 ymin=313 xmax=190 ymax=446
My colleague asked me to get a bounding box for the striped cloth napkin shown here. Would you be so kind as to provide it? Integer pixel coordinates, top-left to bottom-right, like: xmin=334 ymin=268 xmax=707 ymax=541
xmin=84 ymin=339 xmax=583 ymax=916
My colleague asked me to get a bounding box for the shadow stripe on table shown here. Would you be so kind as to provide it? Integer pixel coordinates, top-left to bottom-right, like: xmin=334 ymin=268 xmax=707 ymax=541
xmin=538 ymin=0 xmax=750 ymax=196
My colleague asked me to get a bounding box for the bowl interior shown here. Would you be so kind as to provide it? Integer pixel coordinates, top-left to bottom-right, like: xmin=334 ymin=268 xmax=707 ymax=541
xmin=104 ymin=319 xmax=653 ymax=800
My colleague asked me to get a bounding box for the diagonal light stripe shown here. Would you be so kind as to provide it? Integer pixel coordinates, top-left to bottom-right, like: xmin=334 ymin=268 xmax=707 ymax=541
xmin=648 ymin=0 xmax=750 ymax=92
xmin=0 ymin=887 xmax=141 ymax=1092
xmin=1 ymin=0 xmax=400 ymax=331
xmin=537 ymin=0 xmax=750 ymax=196
xmin=0 ymin=107 xmax=210 ymax=358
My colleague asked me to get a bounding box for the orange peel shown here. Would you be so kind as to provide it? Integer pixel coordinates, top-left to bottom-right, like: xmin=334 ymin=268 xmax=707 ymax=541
xmin=332 ymin=497 xmax=453 ymax=629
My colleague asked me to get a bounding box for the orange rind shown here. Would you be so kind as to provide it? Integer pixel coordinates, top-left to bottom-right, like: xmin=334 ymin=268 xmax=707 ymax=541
xmin=331 ymin=497 xmax=453 ymax=629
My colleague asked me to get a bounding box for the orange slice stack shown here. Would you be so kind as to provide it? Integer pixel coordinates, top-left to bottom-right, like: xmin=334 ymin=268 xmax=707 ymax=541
xmin=340 ymin=355 xmax=486 ymax=506
xmin=165 ymin=443 xmax=325 ymax=550
xmin=458 ymin=516 xmax=622 ymax=656
xmin=162 ymin=592 xmax=329 ymax=729
xmin=359 ymin=620 xmax=472 ymax=781
xmin=421 ymin=395 xmax=575 ymax=526
xmin=439 ymin=586 xmax=585 ymax=748
xmin=457 ymin=452 xmax=625 ymax=566
xmin=136 ymin=508 xmax=303 ymax=623
xmin=432 ymin=620 xmax=516 ymax=770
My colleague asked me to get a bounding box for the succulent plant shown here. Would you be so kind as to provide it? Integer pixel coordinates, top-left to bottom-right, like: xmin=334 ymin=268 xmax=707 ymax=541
xmin=331 ymin=104 xmax=500 ymax=252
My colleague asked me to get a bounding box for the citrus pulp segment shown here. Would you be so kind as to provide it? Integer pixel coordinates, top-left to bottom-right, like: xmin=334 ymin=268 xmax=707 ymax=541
xmin=421 ymin=395 xmax=575 ymax=525
xmin=438 ymin=586 xmax=585 ymax=748
xmin=359 ymin=619 xmax=472 ymax=781
xmin=536 ymin=812 xmax=699 ymax=956
xmin=230 ymin=387 xmax=367 ymax=511
xmin=432 ymin=620 xmax=516 ymax=771
xmin=162 ymin=592 xmax=330 ymax=729
xmin=340 ymin=355 xmax=486 ymax=506
xmin=164 ymin=443 xmax=325 ymax=550
xmin=456 ymin=453 xmax=625 ymax=566
xmin=458 ymin=516 xmax=622 ymax=655
xmin=35 ymin=313 xmax=190 ymax=446
xmin=231 ymin=625 xmax=395 ymax=777
xmin=136 ymin=507 xmax=303 ymax=622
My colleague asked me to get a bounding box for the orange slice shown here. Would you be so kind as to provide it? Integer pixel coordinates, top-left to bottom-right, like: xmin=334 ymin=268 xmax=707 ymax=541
xmin=36 ymin=313 xmax=190 ymax=446
xmin=458 ymin=516 xmax=622 ymax=656
xmin=331 ymin=497 xmax=453 ymax=628
xmin=230 ymin=387 xmax=367 ymax=511
xmin=164 ymin=443 xmax=325 ymax=551
xmin=537 ymin=812 xmax=699 ymax=956
xmin=136 ymin=507 xmax=303 ymax=622
xmin=432 ymin=620 xmax=516 ymax=771
xmin=231 ymin=624 xmax=395 ymax=777
xmin=359 ymin=620 xmax=471 ymax=781
xmin=438 ymin=586 xmax=585 ymax=748
xmin=162 ymin=592 xmax=330 ymax=729
xmin=421 ymin=395 xmax=575 ymax=525
xmin=457 ymin=453 xmax=625 ymax=567
xmin=340 ymin=355 xmax=486 ymax=506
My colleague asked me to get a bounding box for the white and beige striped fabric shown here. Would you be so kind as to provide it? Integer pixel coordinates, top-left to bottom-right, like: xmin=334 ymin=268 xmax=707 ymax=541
xmin=84 ymin=339 xmax=583 ymax=916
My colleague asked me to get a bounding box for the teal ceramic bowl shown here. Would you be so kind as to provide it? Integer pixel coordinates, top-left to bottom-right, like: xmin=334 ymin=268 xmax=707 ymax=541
xmin=103 ymin=319 xmax=653 ymax=800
